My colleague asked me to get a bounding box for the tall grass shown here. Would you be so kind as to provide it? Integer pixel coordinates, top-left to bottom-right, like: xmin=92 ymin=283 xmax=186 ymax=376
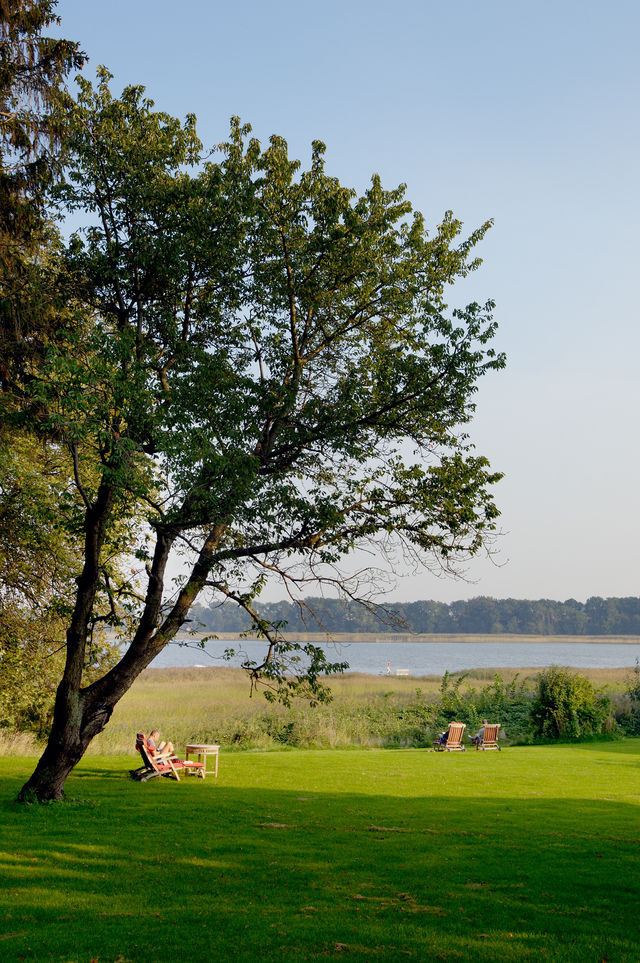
xmin=81 ymin=666 xmax=569 ymax=754
xmin=84 ymin=667 xmax=485 ymax=754
xmin=7 ymin=665 xmax=636 ymax=757
xmin=0 ymin=729 xmax=42 ymax=756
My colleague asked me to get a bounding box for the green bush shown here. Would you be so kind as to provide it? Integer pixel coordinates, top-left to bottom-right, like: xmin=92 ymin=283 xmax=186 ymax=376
xmin=530 ymin=666 xmax=613 ymax=740
xmin=429 ymin=672 xmax=534 ymax=744
xmin=614 ymin=661 xmax=640 ymax=735
xmin=0 ymin=609 xmax=121 ymax=740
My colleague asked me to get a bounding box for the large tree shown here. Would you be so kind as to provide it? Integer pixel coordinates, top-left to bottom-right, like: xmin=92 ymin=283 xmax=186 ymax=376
xmin=14 ymin=74 xmax=504 ymax=800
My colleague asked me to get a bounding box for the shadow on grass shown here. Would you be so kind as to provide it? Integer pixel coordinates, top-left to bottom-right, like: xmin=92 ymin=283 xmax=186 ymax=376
xmin=1 ymin=754 xmax=639 ymax=962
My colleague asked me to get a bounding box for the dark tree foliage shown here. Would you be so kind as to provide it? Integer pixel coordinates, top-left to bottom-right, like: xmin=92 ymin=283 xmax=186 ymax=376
xmin=193 ymin=596 xmax=640 ymax=636
xmin=0 ymin=0 xmax=85 ymax=386
xmin=0 ymin=0 xmax=84 ymax=219
xmin=531 ymin=666 xmax=611 ymax=740
xmin=0 ymin=3 xmax=92 ymax=743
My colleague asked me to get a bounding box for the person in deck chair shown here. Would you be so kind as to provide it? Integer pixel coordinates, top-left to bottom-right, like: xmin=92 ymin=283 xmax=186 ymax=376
xmin=147 ymin=728 xmax=175 ymax=759
xmin=470 ymin=719 xmax=488 ymax=747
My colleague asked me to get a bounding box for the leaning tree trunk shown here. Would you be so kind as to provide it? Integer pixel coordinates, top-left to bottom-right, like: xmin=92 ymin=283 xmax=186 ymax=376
xmin=17 ymin=476 xmax=120 ymax=802
xmin=17 ymin=522 xmax=225 ymax=801
xmin=16 ymin=637 xmax=166 ymax=802
xmin=17 ymin=683 xmax=114 ymax=801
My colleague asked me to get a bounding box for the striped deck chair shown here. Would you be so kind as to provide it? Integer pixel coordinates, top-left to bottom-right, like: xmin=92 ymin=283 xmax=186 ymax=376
xmin=132 ymin=732 xmax=206 ymax=781
xmin=433 ymin=722 xmax=466 ymax=751
xmin=477 ymin=723 xmax=501 ymax=750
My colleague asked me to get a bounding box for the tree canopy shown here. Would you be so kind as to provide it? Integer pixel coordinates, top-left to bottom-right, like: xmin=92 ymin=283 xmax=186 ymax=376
xmin=5 ymin=72 xmax=504 ymax=800
xmin=191 ymin=596 xmax=640 ymax=637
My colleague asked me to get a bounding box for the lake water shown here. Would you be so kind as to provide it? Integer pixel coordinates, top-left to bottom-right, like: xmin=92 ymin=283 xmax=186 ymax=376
xmin=151 ymin=638 xmax=640 ymax=676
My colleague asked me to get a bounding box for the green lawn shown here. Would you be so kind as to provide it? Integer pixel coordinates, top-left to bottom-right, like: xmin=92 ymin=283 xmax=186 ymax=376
xmin=2 ymin=741 xmax=639 ymax=961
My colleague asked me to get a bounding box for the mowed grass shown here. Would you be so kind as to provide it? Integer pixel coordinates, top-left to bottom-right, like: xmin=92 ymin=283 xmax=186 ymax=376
xmin=2 ymin=741 xmax=640 ymax=961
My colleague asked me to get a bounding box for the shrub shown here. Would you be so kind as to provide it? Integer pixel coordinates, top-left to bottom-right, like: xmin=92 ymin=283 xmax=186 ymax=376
xmin=614 ymin=660 xmax=640 ymax=735
xmin=431 ymin=672 xmax=534 ymax=743
xmin=530 ymin=666 xmax=613 ymax=740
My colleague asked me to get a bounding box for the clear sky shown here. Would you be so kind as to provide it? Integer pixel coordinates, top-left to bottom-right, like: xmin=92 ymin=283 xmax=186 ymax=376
xmin=52 ymin=0 xmax=640 ymax=604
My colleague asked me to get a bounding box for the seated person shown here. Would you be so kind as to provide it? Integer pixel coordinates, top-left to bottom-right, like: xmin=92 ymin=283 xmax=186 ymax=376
xmin=147 ymin=728 xmax=175 ymax=759
xmin=470 ymin=719 xmax=488 ymax=747
xmin=438 ymin=726 xmax=451 ymax=746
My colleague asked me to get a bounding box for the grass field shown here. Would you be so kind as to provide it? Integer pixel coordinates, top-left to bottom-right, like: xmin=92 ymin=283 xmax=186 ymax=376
xmin=2 ymin=740 xmax=640 ymax=961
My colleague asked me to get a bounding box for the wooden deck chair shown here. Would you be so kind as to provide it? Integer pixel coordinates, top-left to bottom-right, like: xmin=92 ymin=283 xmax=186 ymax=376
xmin=477 ymin=723 xmax=501 ymax=750
xmin=132 ymin=732 xmax=205 ymax=781
xmin=133 ymin=731 xmax=181 ymax=780
xmin=433 ymin=722 xmax=466 ymax=751
xmin=129 ymin=732 xmax=155 ymax=780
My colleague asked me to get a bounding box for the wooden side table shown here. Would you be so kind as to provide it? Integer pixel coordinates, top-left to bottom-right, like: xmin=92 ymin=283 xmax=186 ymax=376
xmin=184 ymin=743 xmax=220 ymax=778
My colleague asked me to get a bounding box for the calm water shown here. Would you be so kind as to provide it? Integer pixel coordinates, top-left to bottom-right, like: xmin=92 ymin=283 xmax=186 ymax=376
xmin=151 ymin=638 xmax=640 ymax=675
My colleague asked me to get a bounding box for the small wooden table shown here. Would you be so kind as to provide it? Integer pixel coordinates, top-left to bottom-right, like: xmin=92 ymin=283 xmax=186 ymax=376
xmin=184 ymin=743 xmax=219 ymax=778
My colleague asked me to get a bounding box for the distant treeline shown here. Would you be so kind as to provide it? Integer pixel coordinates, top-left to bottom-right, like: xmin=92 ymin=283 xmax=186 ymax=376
xmin=190 ymin=596 xmax=640 ymax=636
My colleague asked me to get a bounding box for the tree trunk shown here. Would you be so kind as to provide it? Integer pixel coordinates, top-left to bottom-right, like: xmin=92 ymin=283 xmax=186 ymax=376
xmin=17 ymin=731 xmax=93 ymax=802
xmin=16 ymin=521 xmax=227 ymax=802
xmin=16 ymin=478 xmax=117 ymax=801
xmin=16 ymin=683 xmax=113 ymax=801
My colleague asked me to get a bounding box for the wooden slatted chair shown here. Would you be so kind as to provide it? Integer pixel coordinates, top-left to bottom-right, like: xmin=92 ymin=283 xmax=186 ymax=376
xmin=477 ymin=723 xmax=501 ymax=750
xmin=132 ymin=732 xmax=206 ymax=781
xmin=433 ymin=722 xmax=466 ymax=751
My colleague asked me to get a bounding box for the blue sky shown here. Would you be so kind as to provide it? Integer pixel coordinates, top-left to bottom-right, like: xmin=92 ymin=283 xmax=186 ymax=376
xmin=52 ymin=0 xmax=640 ymax=603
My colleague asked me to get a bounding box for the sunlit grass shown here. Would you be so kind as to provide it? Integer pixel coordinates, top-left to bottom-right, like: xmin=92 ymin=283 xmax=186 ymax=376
xmin=0 ymin=729 xmax=41 ymax=756
xmin=2 ymin=741 xmax=640 ymax=961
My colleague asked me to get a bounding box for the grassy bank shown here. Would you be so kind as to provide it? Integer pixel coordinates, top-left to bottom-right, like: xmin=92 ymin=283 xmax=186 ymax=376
xmin=4 ymin=665 xmax=636 ymax=757
xmin=90 ymin=665 xmax=638 ymax=754
xmin=2 ymin=742 xmax=640 ymax=961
